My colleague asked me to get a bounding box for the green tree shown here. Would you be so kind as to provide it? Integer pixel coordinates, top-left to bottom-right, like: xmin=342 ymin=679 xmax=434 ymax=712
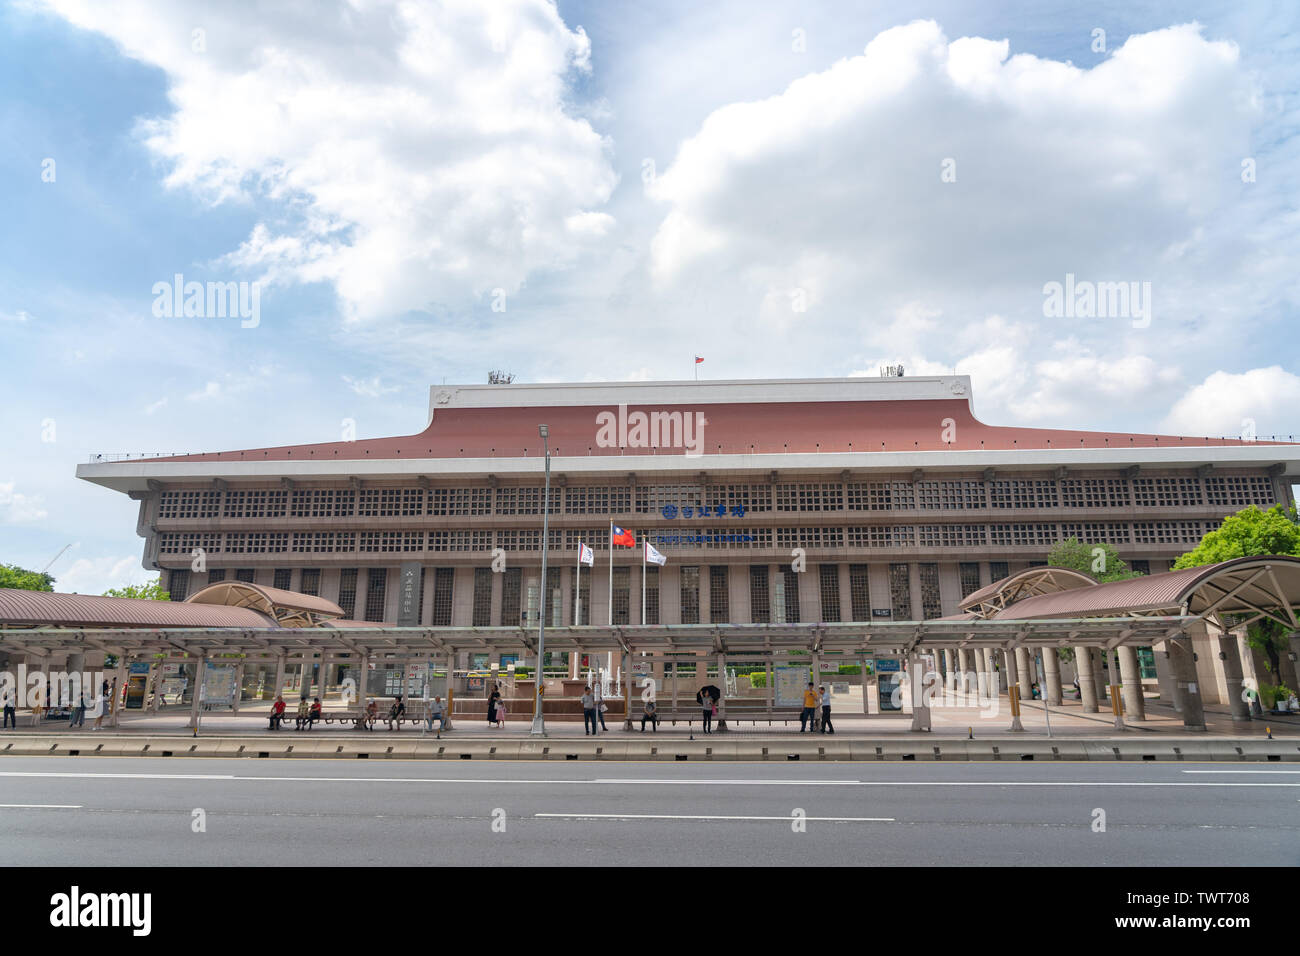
xmin=0 ymin=563 xmax=56 ymax=591
xmin=1172 ymin=505 xmax=1300 ymax=686
xmin=1047 ymin=537 xmax=1143 ymax=583
xmin=102 ymin=577 xmax=170 ymax=601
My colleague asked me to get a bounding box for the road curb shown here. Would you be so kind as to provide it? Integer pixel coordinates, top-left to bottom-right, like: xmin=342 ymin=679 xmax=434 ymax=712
xmin=3 ymin=734 xmax=1298 ymax=762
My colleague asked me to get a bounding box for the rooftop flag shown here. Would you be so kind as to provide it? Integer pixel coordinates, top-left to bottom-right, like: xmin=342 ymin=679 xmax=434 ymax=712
xmin=644 ymin=541 xmax=667 ymax=566
xmin=695 ymin=356 xmax=704 ymax=364
xmin=611 ymin=525 xmax=636 ymax=548
xmin=578 ymin=542 xmax=595 ymax=566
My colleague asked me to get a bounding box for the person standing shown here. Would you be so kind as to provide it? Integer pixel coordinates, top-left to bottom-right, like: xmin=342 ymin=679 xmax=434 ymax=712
xmin=70 ymin=692 xmax=87 ymax=729
xmin=696 ymin=686 xmax=714 ymax=734
xmin=581 ymin=685 xmax=598 ymax=736
xmin=595 ymin=684 xmax=609 ymax=732
xmin=2 ymin=687 xmax=15 ymax=729
xmin=487 ymin=686 xmax=500 ymax=727
xmin=819 ymin=684 xmax=834 ymax=735
xmin=801 ymin=683 xmax=819 ymax=732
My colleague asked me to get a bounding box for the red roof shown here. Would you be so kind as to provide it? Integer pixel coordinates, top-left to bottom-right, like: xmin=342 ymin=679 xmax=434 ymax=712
xmin=0 ymin=589 xmax=278 ymax=629
xmin=145 ymin=399 xmax=1287 ymax=463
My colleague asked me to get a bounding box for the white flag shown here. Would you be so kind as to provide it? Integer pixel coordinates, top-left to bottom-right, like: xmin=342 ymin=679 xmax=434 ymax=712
xmin=644 ymin=541 xmax=667 ymax=566
xmin=578 ymin=542 xmax=594 ymax=566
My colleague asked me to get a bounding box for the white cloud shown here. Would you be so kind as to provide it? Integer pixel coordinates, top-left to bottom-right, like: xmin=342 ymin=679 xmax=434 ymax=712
xmin=1163 ymin=366 xmax=1300 ymax=439
xmin=144 ymin=397 xmax=168 ymax=415
xmin=0 ymin=481 xmax=48 ymax=523
xmin=40 ymin=0 xmax=617 ymax=321
xmin=342 ymin=375 xmax=400 ymax=399
xmin=55 ymin=554 xmax=143 ymax=595
xmin=0 ymin=309 xmax=33 ymax=322
xmin=186 ymin=381 xmax=222 ymax=402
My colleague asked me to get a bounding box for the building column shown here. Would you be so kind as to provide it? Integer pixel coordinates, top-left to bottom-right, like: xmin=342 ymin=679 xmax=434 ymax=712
xmin=1117 ymin=646 xmax=1146 ymax=721
xmin=1015 ymin=647 xmax=1034 ymax=700
xmin=983 ymin=649 xmax=999 ymax=695
xmin=231 ymin=661 xmax=245 ymax=714
xmin=623 ymin=651 xmax=633 ymax=731
xmin=188 ymin=654 xmax=206 ymax=731
xmin=1075 ymin=647 xmax=1099 ymax=713
xmin=1169 ymin=636 xmax=1206 ymax=731
xmin=273 ymin=655 xmax=287 ymax=702
xmin=907 ymin=651 xmax=930 ymax=732
xmin=1092 ymin=649 xmax=1109 ymax=703
xmin=1218 ymin=631 xmax=1251 ymax=721
xmin=956 ymin=648 xmax=971 ymax=696
xmin=716 ymin=651 xmax=727 ymax=731
xmin=943 ymin=649 xmax=956 ymax=693
xmin=1004 ymin=648 xmax=1024 ymax=732
xmin=1042 ymin=648 xmax=1063 ymax=706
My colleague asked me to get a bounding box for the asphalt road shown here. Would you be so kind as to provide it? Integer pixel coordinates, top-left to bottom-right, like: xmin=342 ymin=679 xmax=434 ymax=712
xmin=0 ymin=756 xmax=1296 ymax=866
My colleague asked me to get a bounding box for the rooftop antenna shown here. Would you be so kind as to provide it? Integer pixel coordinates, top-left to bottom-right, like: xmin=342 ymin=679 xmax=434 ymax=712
xmin=41 ymin=543 xmax=72 ymax=574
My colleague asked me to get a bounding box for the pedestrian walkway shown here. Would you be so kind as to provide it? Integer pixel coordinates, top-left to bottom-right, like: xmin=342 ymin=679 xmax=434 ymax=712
xmin=5 ymin=696 xmax=1297 ymax=738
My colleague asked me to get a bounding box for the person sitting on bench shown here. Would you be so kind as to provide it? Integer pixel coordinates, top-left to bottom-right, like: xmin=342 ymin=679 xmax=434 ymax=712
xmin=307 ymin=697 xmax=321 ymax=729
xmin=364 ymin=699 xmax=378 ymax=731
xmin=269 ymin=695 xmax=286 ymax=730
xmin=640 ymin=698 xmax=658 ymax=732
xmin=426 ymin=696 xmax=446 ymax=732
xmin=387 ymin=695 xmax=406 ymax=731
xmin=294 ymin=697 xmax=310 ymax=730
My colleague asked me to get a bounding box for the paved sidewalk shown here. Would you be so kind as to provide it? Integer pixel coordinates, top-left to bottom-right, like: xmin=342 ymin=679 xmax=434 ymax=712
xmin=7 ymin=697 xmax=1298 ymax=738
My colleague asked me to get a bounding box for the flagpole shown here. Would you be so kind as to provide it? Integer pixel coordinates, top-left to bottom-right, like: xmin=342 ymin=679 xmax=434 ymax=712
xmin=608 ymin=519 xmax=613 ymax=627
xmin=641 ymin=537 xmax=647 ymax=625
xmin=575 ymin=545 xmax=581 ymax=627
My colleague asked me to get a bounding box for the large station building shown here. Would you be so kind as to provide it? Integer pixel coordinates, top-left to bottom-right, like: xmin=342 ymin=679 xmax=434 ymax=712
xmin=77 ymin=375 xmax=1299 ymax=700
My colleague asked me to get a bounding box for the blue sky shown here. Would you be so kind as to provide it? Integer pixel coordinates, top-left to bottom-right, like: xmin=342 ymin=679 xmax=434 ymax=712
xmin=1 ymin=0 xmax=1297 ymax=593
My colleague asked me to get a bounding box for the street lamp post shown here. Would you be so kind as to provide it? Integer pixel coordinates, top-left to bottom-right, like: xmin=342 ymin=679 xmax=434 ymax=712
xmin=531 ymin=424 xmax=551 ymax=736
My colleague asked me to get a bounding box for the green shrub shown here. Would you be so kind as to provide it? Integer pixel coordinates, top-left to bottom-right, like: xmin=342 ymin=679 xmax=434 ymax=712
xmin=747 ymin=671 xmax=767 ymax=688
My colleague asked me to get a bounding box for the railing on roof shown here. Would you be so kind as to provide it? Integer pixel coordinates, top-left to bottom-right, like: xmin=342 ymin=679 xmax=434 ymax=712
xmin=86 ymin=453 xmax=192 ymax=463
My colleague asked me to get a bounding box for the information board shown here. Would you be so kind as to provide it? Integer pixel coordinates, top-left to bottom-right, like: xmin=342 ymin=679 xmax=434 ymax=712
xmin=124 ymin=662 xmax=150 ymax=710
xmin=774 ymin=665 xmax=808 ymax=707
xmin=202 ymin=663 xmax=237 ymax=711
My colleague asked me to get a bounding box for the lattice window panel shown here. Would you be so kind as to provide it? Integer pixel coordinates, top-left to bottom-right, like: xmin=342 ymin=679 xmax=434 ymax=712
xmin=290 ymin=489 xmax=355 ymax=517
xmin=709 ymin=566 xmax=730 ymax=623
xmin=714 ymin=484 xmax=771 ymax=513
xmin=472 ymin=568 xmax=493 ymax=627
xmin=299 ymin=569 xmax=321 ymax=596
xmin=223 ymin=489 xmax=287 ymax=518
xmin=497 ymin=529 xmax=541 ymax=551
xmin=919 ymin=563 xmax=942 ymax=620
xmin=1059 ymin=479 xmax=1129 ymax=509
xmin=1203 ymin=475 xmax=1275 ymax=508
xmin=273 ymin=568 xmax=292 ymax=590
xmin=959 ymin=562 xmax=981 ymax=598
xmin=889 ymin=563 xmax=913 ymax=620
xmin=224 ymin=532 xmax=288 ymax=553
xmin=1132 ymin=521 xmax=1207 ymax=545
xmin=360 ymin=531 xmax=424 ymax=553
xmin=917 ymin=525 xmax=985 ymax=548
xmin=496 ymin=485 xmax=548 ymax=515
xmin=635 ymin=483 xmax=704 ymax=514
xmin=1132 ymin=477 xmax=1203 ymax=507
xmin=818 ymin=564 xmax=841 ymax=620
xmin=847 ymin=525 xmax=916 ymax=548
xmin=749 ymin=565 xmax=771 ymax=623
xmin=774 ymin=483 xmax=844 ymax=512
xmin=775 ymin=527 xmax=843 ymax=549
xmin=988 ymin=524 xmax=1059 ymax=547
xmin=679 ymin=566 xmax=701 ymax=624
xmin=988 ymin=480 xmax=1057 ymax=509
xmin=1059 ymin=523 xmax=1131 ymax=545
xmin=916 ymin=480 xmax=986 ymax=510
xmin=564 ymin=485 xmax=633 ymax=514
xmin=363 ymin=568 xmax=387 ymax=623
xmin=291 ymin=532 xmax=355 ymax=554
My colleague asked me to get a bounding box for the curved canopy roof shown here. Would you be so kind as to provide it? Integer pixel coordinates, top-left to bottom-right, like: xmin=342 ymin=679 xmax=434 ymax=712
xmin=985 ymin=556 xmax=1300 ymax=630
xmin=186 ymin=582 xmax=343 ymax=627
xmin=0 ymin=588 xmax=277 ymax=629
xmin=959 ymin=566 xmax=1099 ymax=617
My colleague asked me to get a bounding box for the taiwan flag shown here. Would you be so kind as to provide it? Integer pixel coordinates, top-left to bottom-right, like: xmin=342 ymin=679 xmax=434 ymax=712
xmin=611 ymin=525 xmax=636 ymax=548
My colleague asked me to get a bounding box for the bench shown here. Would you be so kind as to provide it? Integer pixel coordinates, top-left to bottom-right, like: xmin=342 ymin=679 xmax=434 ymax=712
xmin=643 ymin=701 xmax=806 ymax=727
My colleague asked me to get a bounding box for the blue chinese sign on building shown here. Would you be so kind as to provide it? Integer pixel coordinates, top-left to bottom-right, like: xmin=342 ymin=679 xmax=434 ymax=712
xmin=661 ymin=504 xmax=745 ymax=519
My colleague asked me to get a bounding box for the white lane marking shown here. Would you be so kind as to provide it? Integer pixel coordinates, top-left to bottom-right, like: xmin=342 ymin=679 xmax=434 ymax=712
xmin=0 ymin=803 xmax=83 ymax=808
xmin=537 ymin=813 xmax=894 ymax=822
xmin=0 ymin=771 xmax=1296 ymax=788
xmin=1182 ymin=770 xmax=1300 ymax=774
